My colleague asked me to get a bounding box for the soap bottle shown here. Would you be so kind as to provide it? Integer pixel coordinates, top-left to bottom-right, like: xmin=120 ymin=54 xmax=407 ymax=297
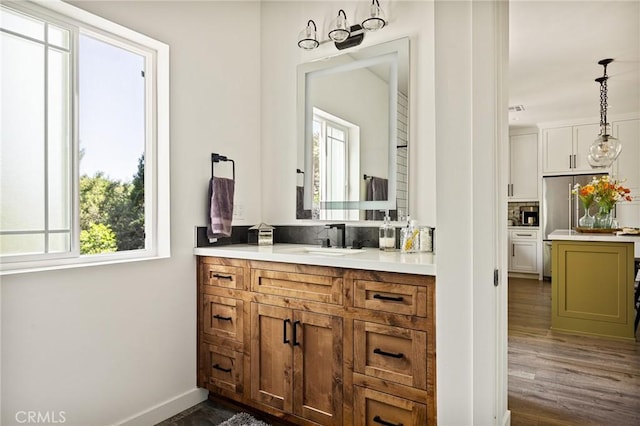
xmin=401 ymin=218 xmax=419 ymax=253
xmin=379 ymin=212 xmax=396 ymax=251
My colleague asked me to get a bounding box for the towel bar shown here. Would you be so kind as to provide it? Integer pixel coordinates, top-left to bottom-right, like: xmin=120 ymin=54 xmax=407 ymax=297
xmin=211 ymin=153 xmax=235 ymax=181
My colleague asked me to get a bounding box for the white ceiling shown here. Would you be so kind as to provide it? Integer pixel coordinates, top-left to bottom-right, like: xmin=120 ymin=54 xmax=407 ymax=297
xmin=509 ymin=0 xmax=640 ymax=129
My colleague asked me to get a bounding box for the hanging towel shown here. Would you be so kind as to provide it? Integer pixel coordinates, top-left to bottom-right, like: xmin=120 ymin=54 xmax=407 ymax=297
xmin=296 ymin=186 xmax=312 ymax=219
xmin=207 ymin=177 xmax=235 ymax=239
xmin=365 ymin=176 xmax=388 ymax=220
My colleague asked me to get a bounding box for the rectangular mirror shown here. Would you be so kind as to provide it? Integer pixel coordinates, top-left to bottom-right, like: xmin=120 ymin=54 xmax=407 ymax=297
xmin=296 ymin=37 xmax=410 ymax=221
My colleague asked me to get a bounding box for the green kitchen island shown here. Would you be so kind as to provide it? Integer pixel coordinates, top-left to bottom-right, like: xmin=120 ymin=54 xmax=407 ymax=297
xmin=549 ymin=230 xmax=639 ymax=340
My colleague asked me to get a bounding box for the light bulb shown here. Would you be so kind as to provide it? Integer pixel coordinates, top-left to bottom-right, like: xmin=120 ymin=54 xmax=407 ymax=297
xmin=587 ymin=125 xmax=622 ymax=168
xmin=329 ymin=9 xmax=350 ymax=42
xmin=362 ymin=0 xmax=386 ymax=31
xmin=298 ymin=20 xmax=319 ymax=50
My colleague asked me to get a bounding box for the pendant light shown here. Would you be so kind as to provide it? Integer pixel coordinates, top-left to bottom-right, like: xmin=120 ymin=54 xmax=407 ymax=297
xmin=328 ymin=9 xmax=350 ymax=42
xmin=298 ymin=19 xmax=319 ymax=50
xmin=362 ymin=0 xmax=386 ymax=31
xmin=588 ymin=58 xmax=622 ymax=169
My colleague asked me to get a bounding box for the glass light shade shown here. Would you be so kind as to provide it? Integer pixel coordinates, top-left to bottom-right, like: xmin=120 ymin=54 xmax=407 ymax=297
xmin=298 ymin=21 xmax=319 ymax=50
xmin=362 ymin=1 xmax=386 ymax=31
xmin=587 ymin=125 xmax=622 ymax=168
xmin=328 ymin=10 xmax=350 ymax=42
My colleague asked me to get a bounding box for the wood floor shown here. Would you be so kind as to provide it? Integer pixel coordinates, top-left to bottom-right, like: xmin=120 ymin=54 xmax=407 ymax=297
xmin=508 ymin=277 xmax=640 ymax=426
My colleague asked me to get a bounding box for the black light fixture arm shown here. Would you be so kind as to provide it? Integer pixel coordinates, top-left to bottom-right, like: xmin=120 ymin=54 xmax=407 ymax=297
xmin=307 ymin=19 xmax=316 ymax=32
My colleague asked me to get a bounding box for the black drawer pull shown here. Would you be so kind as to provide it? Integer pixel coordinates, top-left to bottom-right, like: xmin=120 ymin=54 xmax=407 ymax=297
xmin=373 ymin=294 xmax=403 ymax=302
xmin=212 ymin=364 xmax=232 ymax=373
xmin=213 ymin=314 xmax=232 ymax=321
xmin=373 ymin=348 xmax=404 ymax=359
xmin=373 ymin=415 xmax=403 ymax=426
xmin=293 ymin=320 xmax=301 ymax=346
xmin=283 ymin=319 xmax=291 ymax=344
xmin=212 ymin=273 xmax=233 ymax=281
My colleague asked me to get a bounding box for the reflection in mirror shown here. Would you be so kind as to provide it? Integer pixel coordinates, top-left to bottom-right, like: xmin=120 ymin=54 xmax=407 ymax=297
xmin=296 ymin=37 xmax=409 ymax=221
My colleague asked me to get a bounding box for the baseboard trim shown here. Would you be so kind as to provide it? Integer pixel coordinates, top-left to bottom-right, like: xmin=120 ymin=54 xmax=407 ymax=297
xmin=116 ymin=387 xmax=208 ymax=426
xmin=501 ymin=409 xmax=511 ymax=426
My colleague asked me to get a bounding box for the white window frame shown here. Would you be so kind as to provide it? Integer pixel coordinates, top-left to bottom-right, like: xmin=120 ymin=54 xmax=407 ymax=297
xmin=0 ymin=0 xmax=170 ymax=275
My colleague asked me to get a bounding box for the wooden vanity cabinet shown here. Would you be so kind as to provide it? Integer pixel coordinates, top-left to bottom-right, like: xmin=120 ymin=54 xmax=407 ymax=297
xmin=197 ymin=256 xmax=436 ymax=425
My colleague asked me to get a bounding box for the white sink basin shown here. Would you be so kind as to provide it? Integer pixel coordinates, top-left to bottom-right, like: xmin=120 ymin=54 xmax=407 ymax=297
xmin=301 ymin=247 xmax=366 ymax=256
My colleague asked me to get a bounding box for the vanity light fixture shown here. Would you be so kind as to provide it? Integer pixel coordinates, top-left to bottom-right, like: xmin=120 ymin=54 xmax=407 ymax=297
xmin=328 ymin=9 xmax=350 ymax=42
xmin=298 ymin=1 xmax=387 ymax=51
xmin=362 ymin=0 xmax=386 ymax=31
xmin=588 ymin=58 xmax=622 ymax=169
xmin=298 ymin=19 xmax=320 ymax=50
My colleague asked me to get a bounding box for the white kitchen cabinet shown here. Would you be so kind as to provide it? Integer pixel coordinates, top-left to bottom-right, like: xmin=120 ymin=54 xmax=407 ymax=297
xmin=508 ymin=229 xmax=538 ymax=273
xmin=542 ymin=123 xmax=602 ymax=174
xmin=508 ymin=133 xmax=539 ymax=200
xmin=612 ymin=119 xmax=640 ymax=228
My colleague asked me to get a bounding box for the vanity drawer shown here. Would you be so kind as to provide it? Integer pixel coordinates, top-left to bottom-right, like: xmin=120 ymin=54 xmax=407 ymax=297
xmin=201 ymin=264 xmax=244 ymax=290
xmin=354 ymin=321 xmax=427 ymax=390
xmin=202 ymin=295 xmax=243 ymax=342
xmin=202 ymin=343 xmax=243 ymax=394
xmin=353 ymin=386 xmax=427 ymax=426
xmin=251 ymin=269 xmax=343 ymax=304
xmin=353 ymin=280 xmax=428 ymax=317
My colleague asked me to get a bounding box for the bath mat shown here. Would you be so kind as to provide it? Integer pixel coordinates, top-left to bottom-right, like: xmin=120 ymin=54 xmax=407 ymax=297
xmin=218 ymin=412 xmax=271 ymax=426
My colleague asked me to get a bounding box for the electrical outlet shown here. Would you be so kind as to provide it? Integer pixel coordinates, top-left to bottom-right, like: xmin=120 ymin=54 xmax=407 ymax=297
xmin=233 ymin=202 xmax=245 ymax=220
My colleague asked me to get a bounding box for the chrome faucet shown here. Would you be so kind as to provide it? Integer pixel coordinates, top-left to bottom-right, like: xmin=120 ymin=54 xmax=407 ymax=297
xmin=325 ymin=223 xmax=346 ymax=248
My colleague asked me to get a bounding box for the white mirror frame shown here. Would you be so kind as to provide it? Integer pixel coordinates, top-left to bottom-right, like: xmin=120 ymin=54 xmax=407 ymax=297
xmin=297 ymin=37 xmax=410 ymax=216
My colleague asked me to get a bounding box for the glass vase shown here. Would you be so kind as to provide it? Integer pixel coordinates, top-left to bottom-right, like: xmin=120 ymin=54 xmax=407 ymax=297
xmin=578 ymin=207 xmax=594 ymax=228
xmin=594 ymin=206 xmax=613 ymax=229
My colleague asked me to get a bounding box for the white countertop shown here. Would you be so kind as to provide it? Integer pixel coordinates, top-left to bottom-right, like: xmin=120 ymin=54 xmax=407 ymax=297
xmin=194 ymin=244 xmax=436 ymax=276
xmin=548 ymin=229 xmax=640 ymax=243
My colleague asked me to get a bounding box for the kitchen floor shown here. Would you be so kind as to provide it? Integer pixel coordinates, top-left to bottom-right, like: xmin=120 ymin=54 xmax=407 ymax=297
xmin=508 ymin=277 xmax=640 ymax=425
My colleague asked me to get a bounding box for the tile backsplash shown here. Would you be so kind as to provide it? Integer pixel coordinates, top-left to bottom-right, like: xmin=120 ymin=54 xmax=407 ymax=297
xmin=508 ymin=201 xmax=539 ymax=226
xmin=195 ymin=225 xmax=385 ymax=249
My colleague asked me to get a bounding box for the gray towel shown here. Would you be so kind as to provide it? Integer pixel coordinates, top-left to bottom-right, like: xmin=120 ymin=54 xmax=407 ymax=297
xmin=296 ymin=186 xmax=312 ymax=219
xmin=207 ymin=177 xmax=235 ymax=238
xmin=365 ymin=176 xmax=388 ymax=220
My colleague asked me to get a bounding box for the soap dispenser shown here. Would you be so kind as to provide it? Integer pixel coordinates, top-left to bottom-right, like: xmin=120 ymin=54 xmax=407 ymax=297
xmin=379 ymin=211 xmax=396 ymax=251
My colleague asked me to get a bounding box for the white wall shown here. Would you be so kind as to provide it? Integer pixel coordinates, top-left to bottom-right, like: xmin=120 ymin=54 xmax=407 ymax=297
xmin=260 ymin=0 xmax=436 ymax=225
xmin=1 ymin=1 xmax=262 ymax=425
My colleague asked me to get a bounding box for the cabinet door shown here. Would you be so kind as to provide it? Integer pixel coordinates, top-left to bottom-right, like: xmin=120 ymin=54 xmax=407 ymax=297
xmin=542 ymin=127 xmax=573 ymax=174
xmin=250 ymin=303 xmax=293 ymax=412
xmin=573 ymin=123 xmax=601 ymax=172
xmin=552 ymin=241 xmax=635 ymax=339
xmin=509 ymin=133 xmax=539 ymax=200
xmin=510 ymin=240 xmax=538 ymax=273
xmin=612 ymin=119 xmax=640 ymax=228
xmin=292 ymin=311 xmax=343 ymax=425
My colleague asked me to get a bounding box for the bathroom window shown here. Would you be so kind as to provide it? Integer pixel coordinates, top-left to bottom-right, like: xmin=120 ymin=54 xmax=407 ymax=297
xmin=0 ymin=2 xmax=170 ymax=273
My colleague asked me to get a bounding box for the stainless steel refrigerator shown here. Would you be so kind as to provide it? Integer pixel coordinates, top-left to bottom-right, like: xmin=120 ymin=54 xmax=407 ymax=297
xmin=542 ymin=174 xmax=607 ymax=278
